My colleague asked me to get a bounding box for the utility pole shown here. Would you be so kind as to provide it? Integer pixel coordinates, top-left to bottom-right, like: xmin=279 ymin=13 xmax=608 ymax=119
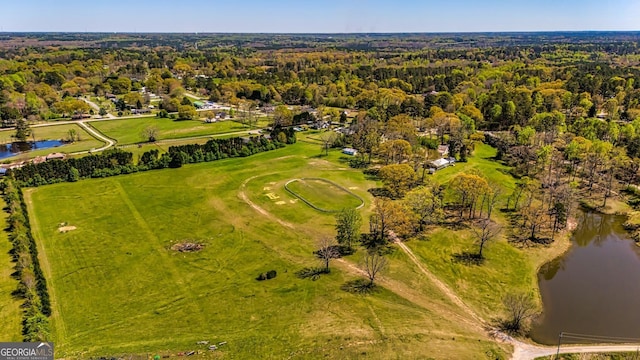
xmin=555 ymin=332 xmax=563 ymax=359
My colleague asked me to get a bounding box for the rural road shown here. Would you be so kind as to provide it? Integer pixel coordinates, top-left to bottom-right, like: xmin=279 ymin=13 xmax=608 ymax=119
xmin=72 ymin=121 xmax=115 ymax=154
xmin=80 ymin=97 xmax=116 ymax=119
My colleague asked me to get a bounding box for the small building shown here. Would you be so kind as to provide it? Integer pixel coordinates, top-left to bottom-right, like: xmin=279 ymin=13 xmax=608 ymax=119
xmin=430 ymin=158 xmax=454 ymax=171
xmin=193 ymin=101 xmax=205 ymax=109
xmin=437 ymin=145 xmax=449 ymax=157
xmin=342 ymin=148 xmax=358 ymax=156
xmin=46 ymin=153 xmax=66 ymax=161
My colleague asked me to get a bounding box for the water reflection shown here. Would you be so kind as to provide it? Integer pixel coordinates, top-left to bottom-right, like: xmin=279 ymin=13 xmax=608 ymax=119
xmin=530 ymin=212 xmax=640 ymax=345
xmin=0 ymin=140 xmax=64 ymax=160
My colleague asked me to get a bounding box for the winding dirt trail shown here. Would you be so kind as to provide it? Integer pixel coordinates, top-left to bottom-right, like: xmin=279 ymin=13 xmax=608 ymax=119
xmin=237 ymin=176 xmax=640 ymax=359
xmin=393 ymin=237 xmax=640 ymax=359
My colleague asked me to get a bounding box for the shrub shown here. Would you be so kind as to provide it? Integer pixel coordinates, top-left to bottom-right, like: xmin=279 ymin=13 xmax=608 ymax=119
xmin=266 ymin=270 xmax=277 ymax=279
xmin=256 ymin=270 xmax=277 ymax=281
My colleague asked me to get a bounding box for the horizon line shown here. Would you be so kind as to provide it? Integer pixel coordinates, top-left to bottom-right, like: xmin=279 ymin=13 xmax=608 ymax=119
xmin=1 ymin=30 xmax=640 ymax=35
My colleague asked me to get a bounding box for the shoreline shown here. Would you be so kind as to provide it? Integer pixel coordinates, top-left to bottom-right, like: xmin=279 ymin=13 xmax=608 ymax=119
xmin=524 ymin=199 xmax=635 ymax=348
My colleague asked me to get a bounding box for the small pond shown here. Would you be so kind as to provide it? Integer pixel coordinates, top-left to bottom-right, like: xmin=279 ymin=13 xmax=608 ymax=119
xmin=0 ymin=140 xmax=65 ymax=160
xmin=530 ymin=212 xmax=640 ymax=345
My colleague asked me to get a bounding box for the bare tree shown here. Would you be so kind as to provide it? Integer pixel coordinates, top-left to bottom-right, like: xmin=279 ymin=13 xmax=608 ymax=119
xmin=521 ymin=204 xmax=546 ymax=241
xmin=320 ymin=131 xmax=337 ymax=156
xmin=486 ymin=185 xmax=502 ymax=220
xmin=316 ymin=237 xmax=340 ymax=272
xmin=142 ymin=125 xmax=159 ymax=142
xmin=501 ymin=292 xmax=537 ymax=335
xmin=471 ymin=220 xmax=501 ymax=259
xmin=361 ymin=252 xmax=388 ymax=286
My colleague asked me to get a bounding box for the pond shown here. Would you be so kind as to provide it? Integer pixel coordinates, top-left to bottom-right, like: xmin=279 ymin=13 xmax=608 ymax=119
xmin=530 ymin=212 xmax=640 ymax=345
xmin=0 ymin=140 xmax=65 ymax=160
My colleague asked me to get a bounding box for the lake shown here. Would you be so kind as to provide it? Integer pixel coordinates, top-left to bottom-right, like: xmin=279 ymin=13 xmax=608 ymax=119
xmin=0 ymin=140 xmax=65 ymax=160
xmin=530 ymin=212 xmax=640 ymax=345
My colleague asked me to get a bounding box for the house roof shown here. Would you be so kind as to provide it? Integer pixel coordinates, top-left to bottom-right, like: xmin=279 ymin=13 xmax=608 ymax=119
xmin=431 ymin=158 xmax=450 ymax=168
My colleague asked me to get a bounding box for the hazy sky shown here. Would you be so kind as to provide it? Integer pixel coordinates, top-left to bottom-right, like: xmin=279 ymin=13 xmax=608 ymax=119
xmin=1 ymin=0 xmax=639 ymax=33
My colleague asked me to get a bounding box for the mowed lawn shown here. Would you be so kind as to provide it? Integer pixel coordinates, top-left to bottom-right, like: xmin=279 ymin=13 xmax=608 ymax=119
xmin=26 ymin=141 xmax=508 ymax=359
xmin=285 ymin=178 xmax=363 ymax=212
xmin=90 ymin=117 xmax=259 ymax=145
xmin=0 ymin=124 xmax=105 ymax=161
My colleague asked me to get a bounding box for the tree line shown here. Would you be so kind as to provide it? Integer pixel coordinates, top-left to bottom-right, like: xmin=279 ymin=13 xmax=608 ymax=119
xmin=9 ymin=129 xmax=296 ymax=187
xmin=1 ymin=179 xmax=51 ymax=341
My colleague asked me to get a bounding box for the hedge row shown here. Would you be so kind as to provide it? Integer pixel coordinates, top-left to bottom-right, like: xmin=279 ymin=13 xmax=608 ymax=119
xmin=3 ymin=179 xmax=51 ymax=341
xmin=10 ymin=127 xmax=296 ymax=187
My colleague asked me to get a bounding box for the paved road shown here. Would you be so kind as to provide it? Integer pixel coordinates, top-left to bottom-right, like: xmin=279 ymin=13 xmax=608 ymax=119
xmin=513 ymin=343 xmax=640 ymax=359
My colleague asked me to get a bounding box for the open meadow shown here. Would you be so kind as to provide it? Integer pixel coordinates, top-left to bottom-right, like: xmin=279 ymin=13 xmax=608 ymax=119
xmin=91 ymin=117 xmax=268 ymax=145
xmin=21 ymin=139 xmax=556 ymax=359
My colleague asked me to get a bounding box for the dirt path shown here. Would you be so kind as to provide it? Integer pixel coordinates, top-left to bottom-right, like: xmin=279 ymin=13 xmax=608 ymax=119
xmin=72 ymin=121 xmax=115 ymax=154
xmin=392 ymin=236 xmax=640 ymax=359
xmin=238 ymin=176 xmax=295 ymax=230
xmin=393 ymin=238 xmax=484 ymax=325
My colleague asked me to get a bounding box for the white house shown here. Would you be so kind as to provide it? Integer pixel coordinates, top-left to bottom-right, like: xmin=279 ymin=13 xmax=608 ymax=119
xmin=342 ymin=148 xmax=358 ymax=156
xmin=430 ymin=157 xmax=455 ymax=171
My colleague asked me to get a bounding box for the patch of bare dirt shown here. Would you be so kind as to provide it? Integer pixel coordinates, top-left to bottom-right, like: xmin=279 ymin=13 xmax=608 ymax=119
xmin=58 ymin=226 xmax=76 ymax=233
xmin=171 ymin=242 xmax=205 ymax=252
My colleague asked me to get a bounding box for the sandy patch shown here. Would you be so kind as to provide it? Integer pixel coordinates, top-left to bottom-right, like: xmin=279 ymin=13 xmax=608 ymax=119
xmin=58 ymin=226 xmax=77 ymax=233
xmin=289 ymin=199 xmax=299 ymax=204
xmin=349 ymin=187 xmax=358 ymax=190
xmin=263 ymin=186 xmax=272 ymax=191
xmin=275 ymin=201 xmax=286 ymax=205
xmin=266 ymin=193 xmax=280 ymax=200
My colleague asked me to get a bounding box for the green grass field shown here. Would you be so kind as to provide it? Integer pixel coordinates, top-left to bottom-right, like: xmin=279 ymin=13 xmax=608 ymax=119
xmin=90 ymin=117 xmax=266 ymax=145
xmin=409 ymin=144 xmax=570 ymax=318
xmin=0 ymin=198 xmax=23 ymax=342
xmin=285 ymin=178 xmax=363 ymax=212
xmin=25 ymin=140 xmax=511 ymax=359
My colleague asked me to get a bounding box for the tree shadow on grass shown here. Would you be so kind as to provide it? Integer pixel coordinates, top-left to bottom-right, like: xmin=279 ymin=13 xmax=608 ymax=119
xmin=452 ymin=251 xmax=485 ymax=266
xmin=341 ymin=279 xmax=378 ymax=295
xmin=295 ymin=267 xmax=329 ymax=281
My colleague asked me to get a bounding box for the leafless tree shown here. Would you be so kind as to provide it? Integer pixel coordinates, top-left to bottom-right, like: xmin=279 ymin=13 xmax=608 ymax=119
xmin=486 ymin=185 xmax=502 ymax=220
xmin=142 ymin=125 xmax=158 ymax=142
xmin=471 ymin=219 xmax=501 ymax=259
xmin=316 ymin=237 xmax=340 ymax=272
xmin=320 ymin=131 xmax=337 ymax=156
xmin=361 ymin=252 xmax=388 ymax=286
xmin=501 ymin=293 xmax=537 ymax=335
